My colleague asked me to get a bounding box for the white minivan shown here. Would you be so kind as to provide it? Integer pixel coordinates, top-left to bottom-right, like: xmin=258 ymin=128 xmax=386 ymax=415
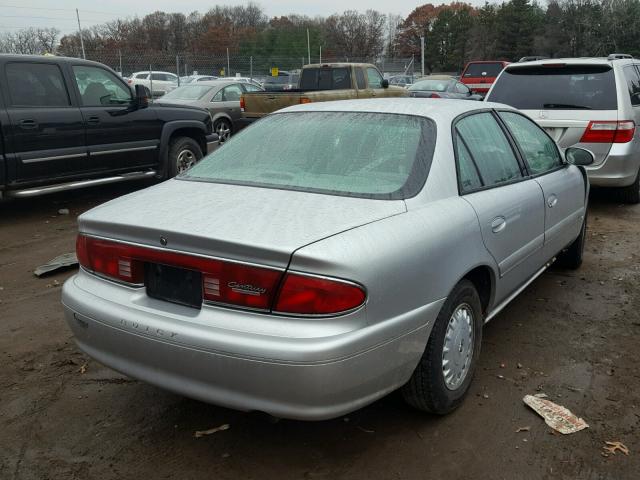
xmin=487 ymin=54 xmax=640 ymax=203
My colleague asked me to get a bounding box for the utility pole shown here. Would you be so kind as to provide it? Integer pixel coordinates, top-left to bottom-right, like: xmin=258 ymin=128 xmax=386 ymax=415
xmin=319 ymin=45 xmax=322 ymax=64
xmin=76 ymin=8 xmax=86 ymax=59
xmin=307 ymin=28 xmax=311 ymax=65
xmin=420 ymin=36 xmax=425 ymax=77
xmin=118 ymin=49 xmax=122 ymax=76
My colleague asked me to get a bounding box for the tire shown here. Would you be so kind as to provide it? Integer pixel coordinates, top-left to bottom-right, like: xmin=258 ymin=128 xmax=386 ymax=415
xmin=556 ymin=214 xmax=587 ymax=269
xmin=213 ymin=118 xmax=232 ymax=144
xmin=619 ymin=168 xmax=640 ymax=204
xmin=402 ymin=279 xmax=483 ymax=414
xmin=167 ymin=136 xmax=203 ymax=178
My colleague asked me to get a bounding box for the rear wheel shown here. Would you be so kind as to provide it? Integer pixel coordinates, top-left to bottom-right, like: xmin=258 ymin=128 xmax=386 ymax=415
xmin=402 ymin=280 xmax=483 ymax=414
xmin=556 ymin=214 xmax=587 ymax=269
xmin=167 ymin=136 xmax=203 ymax=178
xmin=619 ymin=168 xmax=640 ymax=204
xmin=213 ymin=118 xmax=232 ymax=144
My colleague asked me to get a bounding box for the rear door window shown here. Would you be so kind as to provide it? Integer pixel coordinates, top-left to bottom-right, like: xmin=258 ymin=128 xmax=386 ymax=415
xmin=356 ymin=69 xmax=366 ymax=89
xmin=499 ymin=111 xmax=563 ymax=175
xmin=488 ymin=65 xmax=617 ymax=110
xmin=455 ymin=140 xmax=483 ymax=193
xmin=455 ymin=112 xmax=523 ymax=187
xmin=624 ymin=65 xmax=640 ymax=106
xmin=299 ymin=68 xmax=351 ymax=90
xmin=6 ymin=62 xmax=70 ymax=107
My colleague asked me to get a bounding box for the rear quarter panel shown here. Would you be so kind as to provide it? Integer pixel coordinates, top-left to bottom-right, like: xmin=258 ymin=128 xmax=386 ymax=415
xmin=289 ymin=197 xmax=496 ymax=330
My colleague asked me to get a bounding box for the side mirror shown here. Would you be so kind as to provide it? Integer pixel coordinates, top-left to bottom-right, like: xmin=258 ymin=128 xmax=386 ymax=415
xmin=134 ymin=84 xmax=149 ymax=108
xmin=381 ymin=79 xmax=389 ymax=88
xmin=565 ymin=147 xmax=594 ymax=166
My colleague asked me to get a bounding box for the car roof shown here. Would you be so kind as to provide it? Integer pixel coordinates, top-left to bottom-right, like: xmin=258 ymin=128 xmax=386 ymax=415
xmin=281 ymin=98 xmax=514 ymax=122
xmin=504 ymin=57 xmax=636 ymax=69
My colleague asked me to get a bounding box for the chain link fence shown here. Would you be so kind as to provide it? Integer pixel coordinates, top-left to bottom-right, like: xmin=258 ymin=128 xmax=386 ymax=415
xmin=79 ymin=51 xmax=418 ymax=80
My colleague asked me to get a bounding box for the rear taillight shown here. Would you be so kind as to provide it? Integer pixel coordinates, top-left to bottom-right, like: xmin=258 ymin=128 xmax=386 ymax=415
xmin=429 ymin=93 xmax=441 ymax=98
xmin=127 ymin=79 xmax=132 ymax=84
xmin=580 ymin=120 xmax=635 ymax=143
xmin=299 ymin=97 xmax=312 ymax=104
xmin=239 ymin=95 xmax=245 ymax=111
xmin=274 ymin=273 xmax=366 ymax=315
xmin=76 ymin=235 xmax=144 ymax=284
xmin=76 ymin=235 xmax=366 ymax=315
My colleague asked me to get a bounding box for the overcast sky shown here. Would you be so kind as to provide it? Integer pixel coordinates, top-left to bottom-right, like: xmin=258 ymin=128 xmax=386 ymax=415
xmin=0 ymin=0 xmax=489 ymax=33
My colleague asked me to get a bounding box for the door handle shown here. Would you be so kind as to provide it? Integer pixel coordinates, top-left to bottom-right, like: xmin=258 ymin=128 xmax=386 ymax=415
xmin=491 ymin=216 xmax=507 ymax=233
xmin=547 ymin=194 xmax=558 ymax=208
xmin=19 ymin=119 xmax=37 ymax=129
xmin=87 ymin=116 xmax=100 ymax=125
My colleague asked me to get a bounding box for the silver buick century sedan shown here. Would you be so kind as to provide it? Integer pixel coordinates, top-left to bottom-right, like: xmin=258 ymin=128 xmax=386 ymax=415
xmin=62 ymin=99 xmax=593 ymax=420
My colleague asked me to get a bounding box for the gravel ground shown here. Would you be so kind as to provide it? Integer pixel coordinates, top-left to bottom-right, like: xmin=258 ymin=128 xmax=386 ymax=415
xmin=1 ymin=182 xmax=638 ymax=480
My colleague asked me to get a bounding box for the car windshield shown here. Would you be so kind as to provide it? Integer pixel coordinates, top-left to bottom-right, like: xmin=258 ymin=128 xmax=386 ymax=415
xmin=162 ymin=85 xmax=214 ymax=100
xmin=488 ymin=65 xmax=617 ymax=110
xmin=182 ymin=111 xmax=436 ymax=199
xmin=464 ymin=62 xmax=505 ymax=77
xmin=409 ymin=79 xmax=451 ymax=92
xmin=264 ymin=76 xmax=289 ymax=84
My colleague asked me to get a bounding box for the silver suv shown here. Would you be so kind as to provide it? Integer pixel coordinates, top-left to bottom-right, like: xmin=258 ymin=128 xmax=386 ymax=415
xmin=486 ymin=55 xmax=640 ymax=203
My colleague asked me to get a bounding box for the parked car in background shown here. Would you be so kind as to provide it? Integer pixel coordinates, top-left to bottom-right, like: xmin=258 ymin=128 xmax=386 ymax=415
xmin=62 ymin=98 xmax=592 ymax=420
xmin=128 ymin=71 xmax=179 ymax=97
xmin=262 ymin=71 xmax=300 ymax=91
xmin=156 ymin=80 xmax=264 ymax=143
xmin=180 ymin=75 xmax=218 ymax=84
xmin=226 ymin=76 xmax=263 ymax=88
xmin=241 ymin=63 xmax=407 ymax=124
xmin=0 ymin=55 xmax=217 ymax=200
xmin=408 ymin=75 xmax=483 ymax=100
xmin=486 ymin=55 xmax=640 ymax=203
xmin=518 ymin=56 xmax=548 ymax=62
xmin=388 ymin=74 xmax=415 ymax=87
xmin=460 ymin=61 xmax=509 ymax=95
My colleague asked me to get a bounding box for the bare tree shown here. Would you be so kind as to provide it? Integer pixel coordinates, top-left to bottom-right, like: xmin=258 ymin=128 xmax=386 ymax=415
xmin=0 ymin=27 xmax=60 ymax=54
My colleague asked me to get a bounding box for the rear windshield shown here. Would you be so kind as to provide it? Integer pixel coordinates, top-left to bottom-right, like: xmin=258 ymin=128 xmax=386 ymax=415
xmin=463 ymin=62 xmax=505 ymax=77
xmin=162 ymin=85 xmax=213 ymax=100
xmin=488 ymin=65 xmax=617 ymax=110
xmin=182 ymin=111 xmax=436 ymax=199
xmin=299 ymin=68 xmax=352 ymax=90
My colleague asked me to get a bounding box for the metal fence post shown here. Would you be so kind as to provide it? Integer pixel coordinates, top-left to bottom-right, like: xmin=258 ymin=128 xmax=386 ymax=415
xmin=250 ymin=56 xmax=253 ymax=81
xmin=176 ymin=55 xmax=180 ymax=85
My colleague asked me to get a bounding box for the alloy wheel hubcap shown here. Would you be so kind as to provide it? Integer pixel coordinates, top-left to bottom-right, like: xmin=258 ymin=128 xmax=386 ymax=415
xmin=216 ymin=122 xmax=231 ymax=142
xmin=176 ymin=149 xmax=196 ymax=173
xmin=442 ymin=303 xmax=474 ymax=390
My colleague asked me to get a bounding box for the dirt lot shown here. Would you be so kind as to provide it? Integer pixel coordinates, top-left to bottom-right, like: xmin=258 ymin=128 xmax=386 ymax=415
xmin=1 ymin=182 xmax=638 ymax=480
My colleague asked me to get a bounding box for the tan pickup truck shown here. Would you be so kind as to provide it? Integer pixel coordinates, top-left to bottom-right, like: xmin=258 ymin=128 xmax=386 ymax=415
xmin=239 ymin=63 xmax=407 ymax=125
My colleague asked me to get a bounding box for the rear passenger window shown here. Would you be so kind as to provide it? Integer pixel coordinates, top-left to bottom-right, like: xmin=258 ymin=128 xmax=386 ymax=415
xmin=456 ymin=112 xmax=522 ymax=186
xmin=499 ymin=112 xmax=563 ymax=175
xmin=6 ymin=62 xmax=70 ymax=107
xmin=624 ymin=65 xmax=640 ymax=106
xmin=455 ymin=139 xmax=482 ymax=192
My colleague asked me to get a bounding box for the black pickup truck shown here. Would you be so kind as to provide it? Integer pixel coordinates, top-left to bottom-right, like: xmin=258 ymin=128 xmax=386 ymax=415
xmin=0 ymin=54 xmax=217 ymax=199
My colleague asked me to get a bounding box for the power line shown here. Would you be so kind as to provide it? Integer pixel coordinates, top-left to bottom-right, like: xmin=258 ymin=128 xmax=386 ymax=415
xmin=0 ymin=4 xmax=118 ymax=16
xmin=0 ymin=14 xmax=118 ymax=22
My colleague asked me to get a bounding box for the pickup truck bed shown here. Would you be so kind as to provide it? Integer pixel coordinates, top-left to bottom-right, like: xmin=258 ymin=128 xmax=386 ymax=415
xmin=241 ymin=63 xmax=406 ymax=121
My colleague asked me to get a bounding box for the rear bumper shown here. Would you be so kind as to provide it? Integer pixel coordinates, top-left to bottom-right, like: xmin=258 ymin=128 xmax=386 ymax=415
xmin=61 ymin=272 xmax=440 ymax=420
xmin=586 ymin=146 xmax=640 ymax=187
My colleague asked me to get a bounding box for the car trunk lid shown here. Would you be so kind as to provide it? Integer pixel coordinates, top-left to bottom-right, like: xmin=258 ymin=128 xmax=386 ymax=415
xmin=78 ymin=178 xmax=406 ymax=268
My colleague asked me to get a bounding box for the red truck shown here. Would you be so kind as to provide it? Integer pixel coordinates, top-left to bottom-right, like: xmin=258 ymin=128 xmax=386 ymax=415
xmin=460 ymin=61 xmax=510 ymax=96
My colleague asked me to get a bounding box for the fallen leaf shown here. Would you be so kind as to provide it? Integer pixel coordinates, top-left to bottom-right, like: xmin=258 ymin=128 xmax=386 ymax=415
xmin=78 ymin=363 xmax=87 ymax=374
xmin=603 ymin=441 xmax=629 ymax=456
xmin=515 ymin=426 xmax=530 ymax=433
xmin=194 ymin=423 xmax=230 ymax=438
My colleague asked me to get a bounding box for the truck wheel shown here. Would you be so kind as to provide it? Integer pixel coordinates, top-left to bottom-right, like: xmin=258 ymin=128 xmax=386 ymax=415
xmin=214 ymin=118 xmax=232 ymax=143
xmin=619 ymin=169 xmax=640 ymax=204
xmin=167 ymin=136 xmax=203 ymax=178
xmin=402 ymin=279 xmax=483 ymax=415
xmin=556 ymin=214 xmax=587 ymax=269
